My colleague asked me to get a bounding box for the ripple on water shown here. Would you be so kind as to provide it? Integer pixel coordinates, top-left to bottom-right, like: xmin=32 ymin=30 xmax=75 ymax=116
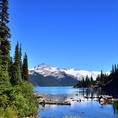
xmin=34 ymin=86 xmax=118 ymax=118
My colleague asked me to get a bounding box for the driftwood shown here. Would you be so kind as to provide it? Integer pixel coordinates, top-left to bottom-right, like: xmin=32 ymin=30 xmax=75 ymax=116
xmin=39 ymin=100 xmax=71 ymax=105
xmin=35 ymin=94 xmax=71 ymax=105
xmin=43 ymin=101 xmax=71 ymax=105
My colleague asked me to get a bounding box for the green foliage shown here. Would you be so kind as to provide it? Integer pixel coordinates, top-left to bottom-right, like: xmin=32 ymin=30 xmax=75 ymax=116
xmin=22 ymin=53 xmax=29 ymax=81
xmin=0 ymin=1 xmax=38 ymax=117
xmin=0 ymin=82 xmax=38 ymax=117
xmin=4 ymin=42 xmax=38 ymax=117
xmin=0 ymin=94 xmax=8 ymax=108
xmin=4 ymin=106 xmax=17 ymax=118
xmin=104 ymin=67 xmax=118 ymax=90
xmin=74 ymin=76 xmax=94 ymax=88
xmin=96 ymin=65 xmax=118 ymax=90
xmin=0 ymin=106 xmax=17 ymax=118
xmin=0 ymin=0 xmax=11 ymax=96
xmin=19 ymin=44 xmax=22 ymax=72
xmin=9 ymin=63 xmax=22 ymax=86
xmin=75 ymin=64 xmax=118 ymax=94
xmin=75 ymin=64 xmax=118 ymax=91
xmin=9 ymin=82 xmax=38 ymax=116
xmin=11 ymin=42 xmax=22 ymax=85
xmin=96 ymin=70 xmax=109 ymax=86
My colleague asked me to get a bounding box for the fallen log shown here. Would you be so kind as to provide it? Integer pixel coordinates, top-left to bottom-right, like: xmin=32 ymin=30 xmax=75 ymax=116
xmin=39 ymin=101 xmax=71 ymax=105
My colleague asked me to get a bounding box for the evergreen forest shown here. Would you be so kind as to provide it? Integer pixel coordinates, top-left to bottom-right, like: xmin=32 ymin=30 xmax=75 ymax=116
xmin=0 ymin=0 xmax=38 ymax=117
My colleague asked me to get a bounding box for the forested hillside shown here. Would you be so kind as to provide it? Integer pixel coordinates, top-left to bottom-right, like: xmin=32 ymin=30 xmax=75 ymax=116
xmin=0 ymin=0 xmax=38 ymax=117
xmin=74 ymin=65 xmax=118 ymax=96
xmin=102 ymin=65 xmax=118 ymax=91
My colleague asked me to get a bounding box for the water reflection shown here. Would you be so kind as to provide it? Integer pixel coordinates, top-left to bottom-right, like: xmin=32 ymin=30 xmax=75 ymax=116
xmin=113 ymin=101 xmax=118 ymax=118
xmin=34 ymin=87 xmax=118 ymax=118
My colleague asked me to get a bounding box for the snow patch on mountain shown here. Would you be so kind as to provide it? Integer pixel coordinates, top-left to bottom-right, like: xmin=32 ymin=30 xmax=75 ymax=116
xmin=29 ymin=64 xmax=65 ymax=79
xmin=29 ymin=64 xmax=110 ymax=80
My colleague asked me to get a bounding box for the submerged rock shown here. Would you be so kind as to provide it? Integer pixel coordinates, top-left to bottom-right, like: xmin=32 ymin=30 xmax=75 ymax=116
xmin=99 ymin=95 xmax=114 ymax=105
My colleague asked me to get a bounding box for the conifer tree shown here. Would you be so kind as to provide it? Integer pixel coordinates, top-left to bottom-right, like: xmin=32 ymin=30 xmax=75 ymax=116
xmin=22 ymin=53 xmax=29 ymax=81
xmin=0 ymin=0 xmax=38 ymax=116
xmin=0 ymin=0 xmax=11 ymax=91
xmin=90 ymin=76 xmax=93 ymax=84
xmin=19 ymin=43 xmax=22 ymax=72
xmin=112 ymin=65 xmax=115 ymax=73
xmin=10 ymin=42 xmax=22 ymax=85
xmin=114 ymin=64 xmax=117 ymax=72
xmin=8 ymin=57 xmax=13 ymax=79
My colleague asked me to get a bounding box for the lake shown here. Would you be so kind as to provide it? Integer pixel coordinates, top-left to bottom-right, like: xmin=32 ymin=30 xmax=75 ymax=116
xmin=34 ymin=86 xmax=118 ymax=118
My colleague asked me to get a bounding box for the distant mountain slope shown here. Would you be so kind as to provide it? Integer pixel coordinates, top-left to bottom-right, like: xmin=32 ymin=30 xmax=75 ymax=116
xmin=29 ymin=72 xmax=78 ymax=86
xmin=29 ymin=64 xmax=109 ymax=86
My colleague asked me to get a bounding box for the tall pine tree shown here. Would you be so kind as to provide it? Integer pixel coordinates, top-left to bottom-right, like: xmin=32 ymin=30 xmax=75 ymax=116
xmin=19 ymin=43 xmax=22 ymax=72
xmin=22 ymin=53 xmax=29 ymax=81
xmin=10 ymin=42 xmax=22 ymax=85
xmin=0 ymin=0 xmax=11 ymax=92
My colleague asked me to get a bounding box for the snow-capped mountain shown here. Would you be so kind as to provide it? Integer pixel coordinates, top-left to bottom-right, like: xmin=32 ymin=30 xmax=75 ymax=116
xmin=29 ymin=64 xmax=109 ymax=81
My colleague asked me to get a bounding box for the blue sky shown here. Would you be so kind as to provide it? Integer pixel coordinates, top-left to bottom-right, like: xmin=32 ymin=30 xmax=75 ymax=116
xmin=9 ymin=0 xmax=118 ymax=72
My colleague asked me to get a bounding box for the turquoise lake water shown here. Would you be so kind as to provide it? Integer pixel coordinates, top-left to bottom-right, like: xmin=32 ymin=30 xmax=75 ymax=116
xmin=34 ymin=87 xmax=118 ymax=118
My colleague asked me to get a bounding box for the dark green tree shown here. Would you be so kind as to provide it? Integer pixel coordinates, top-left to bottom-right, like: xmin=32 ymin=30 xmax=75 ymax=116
xmin=0 ymin=0 xmax=38 ymax=116
xmin=90 ymin=76 xmax=94 ymax=84
xmin=0 ymin=0 xmax=11 ymax=92
xmin=8 ymin=57 xmax=13 ymax=79
xmin=114 ymin=64 xmax=117 ymax=72
xmin=10 ymin=42 xmax=22 ymax=85
xmin=112 ymin=64 xmax=115 ymax=73
xmin=19 ymin=43 xmax=22 ymax=72
xmin=22 ymin=53 xmax=29 ymax=81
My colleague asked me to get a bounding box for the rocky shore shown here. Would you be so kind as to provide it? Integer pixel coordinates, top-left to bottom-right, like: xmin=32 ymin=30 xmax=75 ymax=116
xmin=84 ymin=95 xmax=118 ymax=105
xmin=35 ymin=93 xmax=118 ymax=106
xmin=35 ymin=94 xmax=71 ymax=105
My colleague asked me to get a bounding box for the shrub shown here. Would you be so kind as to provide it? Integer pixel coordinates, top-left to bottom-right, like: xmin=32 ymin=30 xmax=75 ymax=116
xmin=0 ymin=107 xmax=17 ymax=118
xmin=0 ymin=82 xmax=38 ymax=117
xmin=9 ymin=82 xmax=38 ymax=117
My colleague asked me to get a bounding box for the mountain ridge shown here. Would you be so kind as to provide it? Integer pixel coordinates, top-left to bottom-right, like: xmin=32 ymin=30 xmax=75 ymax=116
xmin=29 ymin=64 xmax=110 ymax=86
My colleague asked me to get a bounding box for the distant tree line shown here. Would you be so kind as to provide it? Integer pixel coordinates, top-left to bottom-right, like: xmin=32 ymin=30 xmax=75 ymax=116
xmin=103 ymin=64 xmax=118 ymax=91
xmin=96 ymin=64 xmax=118 ymax=88
xmin=74 ymin=76 xmax=94 ymax=88
xmin=0 ymin=0 xmax=38 ymax=117
xmin=74 ymin=64 xmax=118 ymax=91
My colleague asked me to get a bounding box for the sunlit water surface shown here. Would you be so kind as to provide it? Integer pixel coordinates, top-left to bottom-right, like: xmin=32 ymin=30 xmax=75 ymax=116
xmin=34 ymin=86 xmax=118 ymax=118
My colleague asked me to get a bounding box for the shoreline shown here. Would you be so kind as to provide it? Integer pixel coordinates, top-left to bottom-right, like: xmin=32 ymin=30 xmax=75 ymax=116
xmin=35 ymin=93 xmax=118 ymax=106
xmin=35 ymin=94 xmax=71 ymax=105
